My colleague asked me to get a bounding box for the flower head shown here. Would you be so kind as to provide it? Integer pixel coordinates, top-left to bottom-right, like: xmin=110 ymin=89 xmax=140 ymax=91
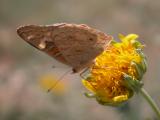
xmin=82 ymin=34 xmax=147 ymax=106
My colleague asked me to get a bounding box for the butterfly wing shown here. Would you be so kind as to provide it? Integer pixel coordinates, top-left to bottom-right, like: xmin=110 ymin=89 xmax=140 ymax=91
xmin=17 ymin=23 xmax=68 ymax=65
xmin=17 ymin=23 xmax=112 ymax=72
xmin=52 ymin=24 xmax=112 ymax=72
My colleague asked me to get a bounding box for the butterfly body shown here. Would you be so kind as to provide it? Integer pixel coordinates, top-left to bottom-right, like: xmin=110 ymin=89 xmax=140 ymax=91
xmin=17 ymin=23 xmax=112 ymax=72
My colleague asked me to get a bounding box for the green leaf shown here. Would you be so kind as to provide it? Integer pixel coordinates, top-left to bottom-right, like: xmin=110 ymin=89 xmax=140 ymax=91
xmin=136 ymin=49 xmax=148 ymax=73
xmin=123 ymin=74 xmax=143 ymax=93
xmin=141 ymin=58 xmax=147 ymax=73
xmin=131 ymin=40 xmax=142 ymax=48
xmin=136 ymin=49 xmax=147 ymax=59
xmin=84 ymin=92 xmax=95 ymax=98
xmin=131 ymin=61 xmax=144 ymax=80
xmin=96 ymin=97 xmax=127 ymax=107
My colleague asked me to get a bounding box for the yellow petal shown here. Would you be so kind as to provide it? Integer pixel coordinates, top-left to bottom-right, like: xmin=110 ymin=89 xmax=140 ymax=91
xmin=113 ymin=95 xmax=128 ymax=103
xmin=82 ymin=80 xmax=95 ymax=93
xmin=118 ymin=33 xmax=125 ymax=41
xmin=123 ymin=34 xmax=139 ymax=42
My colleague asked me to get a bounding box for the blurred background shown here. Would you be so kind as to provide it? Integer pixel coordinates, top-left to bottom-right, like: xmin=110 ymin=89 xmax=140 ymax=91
xmin=0 ymin=0 xmax=160 ymax=120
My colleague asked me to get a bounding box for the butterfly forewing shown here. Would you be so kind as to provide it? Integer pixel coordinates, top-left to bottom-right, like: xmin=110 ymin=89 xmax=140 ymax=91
xmin=17 ymin=24 xmax=68 ymax=65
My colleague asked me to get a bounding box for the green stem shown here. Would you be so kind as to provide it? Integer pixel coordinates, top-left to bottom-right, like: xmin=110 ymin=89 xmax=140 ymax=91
xmin=140 ymin=88 xmax=160 ymax=119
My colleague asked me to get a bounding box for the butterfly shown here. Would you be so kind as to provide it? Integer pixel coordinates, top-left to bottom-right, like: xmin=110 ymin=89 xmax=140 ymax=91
xmin=17 ymin=23 xmax=112 ymax=73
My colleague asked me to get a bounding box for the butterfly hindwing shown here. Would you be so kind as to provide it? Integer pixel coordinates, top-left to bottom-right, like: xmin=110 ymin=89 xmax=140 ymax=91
xmin=52 ymin=24 xmax=112 ymax=72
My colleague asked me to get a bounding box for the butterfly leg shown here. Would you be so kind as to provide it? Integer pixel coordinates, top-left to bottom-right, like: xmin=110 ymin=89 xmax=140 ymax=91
xmin=79 ymin=67 xmax=90 ymax=79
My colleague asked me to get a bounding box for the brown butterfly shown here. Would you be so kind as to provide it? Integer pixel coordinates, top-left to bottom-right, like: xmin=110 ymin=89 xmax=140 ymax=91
xmin=17 ymin=23 xmax=112 ymax=73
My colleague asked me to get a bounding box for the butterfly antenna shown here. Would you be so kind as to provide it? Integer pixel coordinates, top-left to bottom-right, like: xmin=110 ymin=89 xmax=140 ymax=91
xmin=47 ymin=69 xmax=71 ymax=92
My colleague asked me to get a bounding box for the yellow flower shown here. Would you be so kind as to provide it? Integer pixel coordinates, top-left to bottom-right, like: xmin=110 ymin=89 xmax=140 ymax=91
xmin=82 ymin=34 xmax=147 ymax=106
xmin=40 ymin=74 xmax=66 ymax=95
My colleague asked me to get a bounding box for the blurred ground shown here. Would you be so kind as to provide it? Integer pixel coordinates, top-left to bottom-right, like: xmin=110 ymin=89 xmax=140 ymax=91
xmin=0 ymin=0 xmax=160 ymax=120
